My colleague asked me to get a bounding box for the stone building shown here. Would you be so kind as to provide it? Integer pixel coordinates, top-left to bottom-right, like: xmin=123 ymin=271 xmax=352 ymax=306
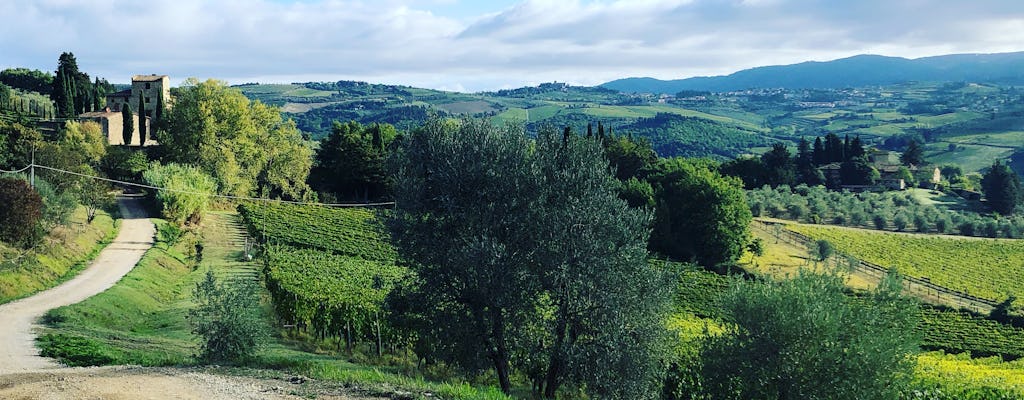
xmin=105 ymin=74 xmax=170 ymax=118
xmin=79 ymin=107 xmax=151 ymax=146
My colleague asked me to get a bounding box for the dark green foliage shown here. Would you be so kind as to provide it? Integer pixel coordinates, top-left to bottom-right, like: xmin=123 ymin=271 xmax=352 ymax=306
xmin=100 ymin=146 xmax=148 ymax=183
xmin=619 ymin=113 xmax=773 ymax=159
xmin=981 ymin=160 xmax=1022 ymax=215
xmin=761 ymin=143 xmax=795 ymax=186
xmin=138 ymin=91 xmax=147 ymax=145
xmin=602 ymin=133 xmax=657 ymax=180
xmin=648 ymin=158 xmax=751 ymax=267
xmin=308 ymin=121 xmax=395 ymax=201
xmin=37 ymin=334 xmax=114 ymax=367
xmin=0 ymin=83 xmax=10 ymax=109
xmin=387 ymin=119 xmax=672 ymax=398
xmin=50 ymin=52 xmax=94 ymax=117
xmin=901 ymin=139 xmax=926 ymax=166
xmin=698 ymin=271 xmax=919 ymax=400
xmin=618 ymin=177 xmax=655 ymax=208
xmin=188 ymin=270 xmax=268 ymax=362
xmin=0 ymin=177 xmax=43 ymax=246
xmin=121 ymin=101 xmax=133 ymax=145
xmin=839 ymin=156 xmax=879 ymax=186
xmin=0 ymin=68 xmax=53 ymax=94
xmin=813 ymin=239 xmax=833 ymax=261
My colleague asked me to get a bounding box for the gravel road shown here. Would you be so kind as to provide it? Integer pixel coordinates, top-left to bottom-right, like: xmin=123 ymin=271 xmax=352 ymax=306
xmin=0 ymin=196 xmax=154 ymax=374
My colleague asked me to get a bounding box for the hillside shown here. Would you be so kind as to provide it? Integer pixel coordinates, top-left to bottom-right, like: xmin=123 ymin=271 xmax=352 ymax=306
xmin=601 ymin=52 xmax=1024 ymax=94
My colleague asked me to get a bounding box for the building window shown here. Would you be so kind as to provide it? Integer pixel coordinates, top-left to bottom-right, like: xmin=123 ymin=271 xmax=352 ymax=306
xmin=145 ymin=83 xmax=151 ymax=89
xmin=146 ymin=97 xmax=151 ymax=103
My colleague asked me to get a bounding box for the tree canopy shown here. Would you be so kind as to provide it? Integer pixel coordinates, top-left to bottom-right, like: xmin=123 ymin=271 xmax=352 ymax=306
xmin=648 ymin=158 xmax=751 ymax=267
xmin=699 ymin=271 xmax=919 ymax=400
xmin=157 ymin=78 xmax=312 ymax=200
xmin=387 ymin=118 xmax=672 ymax=398
xmin=308 ymin=120 xmax=396 ymax=201
xmin=982 ymin=160 xmax=1022 ymax=215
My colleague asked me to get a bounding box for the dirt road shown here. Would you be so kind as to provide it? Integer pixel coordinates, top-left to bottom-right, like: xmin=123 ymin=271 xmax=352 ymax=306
xmin=0 ymin=196 xmax=154 ymax=374
xmin=0 ymin=366 xmax=372 ymax=400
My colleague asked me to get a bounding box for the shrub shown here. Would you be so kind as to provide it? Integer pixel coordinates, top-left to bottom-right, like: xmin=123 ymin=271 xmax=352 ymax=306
xmin=188 ymin=270 xmax=268 ymax=363
xmin=143 ymin=163 xmax=217 ymax=226
xmin=0 ymin=177 xmax=43 ymax=246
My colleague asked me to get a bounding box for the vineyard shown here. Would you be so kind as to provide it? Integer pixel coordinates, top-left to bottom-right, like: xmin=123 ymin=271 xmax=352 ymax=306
xmin=788 ymin=224 xmax=1024 ymax=302
xmin=921 ymin=307 xmax=1024 ymax=360
xmin=238 ymin=202 xmax=406 ymax=352
xmin=238 ymin=202 xmax=396 ymax=261
xmin=673 ymin=262 xmax=1024 ymax=361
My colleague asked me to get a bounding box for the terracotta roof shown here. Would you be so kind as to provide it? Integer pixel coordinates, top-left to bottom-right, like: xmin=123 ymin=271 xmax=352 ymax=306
xmin=79 ymin=111 xmax=117 ymax=118
xmin=132 ymin=74 xmax=168 ymax=82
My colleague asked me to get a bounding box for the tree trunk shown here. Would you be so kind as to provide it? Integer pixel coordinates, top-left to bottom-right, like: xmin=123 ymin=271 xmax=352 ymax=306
xmin=490 ymin=311 xmax=513 ymax=394
xmin=544 ymin=310 xmax=569 ymax=398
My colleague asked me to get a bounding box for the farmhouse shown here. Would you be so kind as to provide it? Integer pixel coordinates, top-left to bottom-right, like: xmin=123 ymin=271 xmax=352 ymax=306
xmin=79 ymin=74 xmax=169 ymax=146
xmin=106 ymin=74 xmax=170 ymax=117
xmin=78 ymin=107 xmax=149 ymax=146
xmin=819 ymin=149 xmax=941 ymax=191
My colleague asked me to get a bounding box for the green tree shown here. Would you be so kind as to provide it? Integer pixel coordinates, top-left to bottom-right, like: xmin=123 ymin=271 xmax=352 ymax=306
xmin=308 ymin=121 xmax=395 ymax=201
xmin=189 ymin=270 xmax=269 ymax=362
xmin=981 ymin=160 xmax=1022 ymax=215
xmin=0 ymin=177 xmax=43 ymax=247
xmin=761 ymin=143 xmax=795 ymax=186
xmin=143 ymin=163 xmax=217 ymax=226
xmin=648 ymin=158 xmax=751 ymax=267
xmin=137 ymin=91 xmax=146 ymax=145
xmin=1 ymin=68 xmax=54 ymax=94
xmin=900 ymin=140 xmax=925 ymax=166
xmin=602 ymin=134 xmax=657 ymax=181
xmin=531 ymin=129 xmax=671 ymax=398
xmin=387 ymin=118 xmax=541 ymax=394
xmin=699 ymin=270 xmax=919 ymax=400
xmin=159 ymin=79 xmax=312 ymax=200
xmin=0 ymin=83 xmax=10 ymax=110
xmin=121 ymin=102 xmax=133 ymax=145
xmin=387 ymin=119 xmax=672 ymax=398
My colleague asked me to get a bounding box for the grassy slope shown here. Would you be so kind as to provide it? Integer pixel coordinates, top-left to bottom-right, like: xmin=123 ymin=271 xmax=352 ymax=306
xmin=38 ymin=212 xmax=508 ymax=400
xmin=0 ymin=206 xmax=118 ymax=304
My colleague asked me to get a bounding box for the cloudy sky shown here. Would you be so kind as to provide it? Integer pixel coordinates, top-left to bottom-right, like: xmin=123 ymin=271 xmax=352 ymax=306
xmin=2 ymin=0 xmax=1023 ymax=92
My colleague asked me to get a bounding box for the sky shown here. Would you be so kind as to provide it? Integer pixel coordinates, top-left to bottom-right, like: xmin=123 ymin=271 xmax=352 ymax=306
xmin=2 ymin=0 xmax=1024 ymax=92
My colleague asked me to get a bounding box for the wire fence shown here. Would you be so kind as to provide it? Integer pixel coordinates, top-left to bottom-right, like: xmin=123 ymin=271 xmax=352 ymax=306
xmin=754 ymin=219 xmax=997 ymax=314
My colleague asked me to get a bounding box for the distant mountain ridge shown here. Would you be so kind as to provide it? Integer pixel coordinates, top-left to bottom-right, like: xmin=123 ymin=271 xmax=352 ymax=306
xmin=601 ymin=52 xmax=1024 ymax=94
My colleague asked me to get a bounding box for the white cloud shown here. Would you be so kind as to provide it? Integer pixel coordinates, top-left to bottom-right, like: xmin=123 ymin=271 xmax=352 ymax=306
xmin=1 ymin=0 xmax=1023 ymax=91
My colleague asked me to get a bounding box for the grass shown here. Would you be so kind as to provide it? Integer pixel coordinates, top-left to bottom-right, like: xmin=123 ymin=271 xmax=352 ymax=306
xmin=0 ymin=206 xmax=118 ymax=304
xmin=787 ymin=223 xmax=1024 ymax=302
xmin=925 ymin=143 xmax=1015 ymax=173
xmin=38 ymin=212 xmax=509 ymax=400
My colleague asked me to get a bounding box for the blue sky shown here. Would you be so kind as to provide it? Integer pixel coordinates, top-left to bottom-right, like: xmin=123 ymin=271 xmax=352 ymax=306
xmin=2 ymin=0 xmax=1024 ymax=92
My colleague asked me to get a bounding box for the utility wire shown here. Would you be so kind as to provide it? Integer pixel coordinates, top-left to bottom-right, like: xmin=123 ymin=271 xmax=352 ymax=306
xmin=0 ymin=165 xmax=32 ymax=174
xmin=31 ymin=164 xmax=395 ymax=208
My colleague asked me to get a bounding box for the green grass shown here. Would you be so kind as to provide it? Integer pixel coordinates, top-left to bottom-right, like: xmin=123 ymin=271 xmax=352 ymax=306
xmin=788 ymin=224 xmax=1024 ymax=302
xmin=0 ymin=206 xmax=118 ymax=304
xmin=37 ymin=213 xmax=509 ymax=399
xmin=925 ymin=143 xmax=1015 ymax=173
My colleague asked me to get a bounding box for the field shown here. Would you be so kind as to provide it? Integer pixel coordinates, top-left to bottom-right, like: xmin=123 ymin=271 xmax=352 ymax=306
xmin=232 ymin=80 xmax=1024 ymax=171
xmin=238 ymin=202 xmax=405 ymax=351
xmin=787 ymin=224 xmax=1024 ymax=302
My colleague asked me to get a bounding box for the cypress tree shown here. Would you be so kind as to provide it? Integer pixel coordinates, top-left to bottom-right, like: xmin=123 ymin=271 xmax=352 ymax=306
xmin=154 ymin=91 xmax=165 ymax=131
xmin=122 ymin=102 xmax=134 ymax=146
xmin=138 ymin=92 xmax=147 ymax=145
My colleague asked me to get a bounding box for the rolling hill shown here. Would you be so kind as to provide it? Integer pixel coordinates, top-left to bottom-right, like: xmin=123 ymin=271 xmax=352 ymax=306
xmin=602 ymin=52 xmax=1024 ymax=94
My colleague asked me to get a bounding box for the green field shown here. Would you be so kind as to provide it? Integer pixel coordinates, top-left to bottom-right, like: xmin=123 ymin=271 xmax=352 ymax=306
xmin=788 ymin=224 xmax=1024 ymax=302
